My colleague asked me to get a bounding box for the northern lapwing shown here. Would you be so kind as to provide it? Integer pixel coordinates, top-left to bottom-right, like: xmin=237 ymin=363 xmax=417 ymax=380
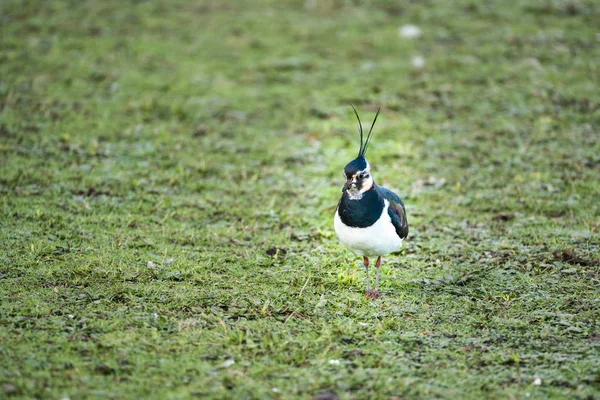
xmin=334 ymin=106 xmax=409 ymax=299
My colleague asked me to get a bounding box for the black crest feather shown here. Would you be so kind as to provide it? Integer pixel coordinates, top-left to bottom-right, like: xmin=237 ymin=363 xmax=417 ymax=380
xmin=351 ymin=105 xmax=381 ymax=158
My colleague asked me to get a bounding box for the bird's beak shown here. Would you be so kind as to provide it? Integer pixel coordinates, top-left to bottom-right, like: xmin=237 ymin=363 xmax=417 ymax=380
xmin=343 ymin=178 xmax=354 ymax=192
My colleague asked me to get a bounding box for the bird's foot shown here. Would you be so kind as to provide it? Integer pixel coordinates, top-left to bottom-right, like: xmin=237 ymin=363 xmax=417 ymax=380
xmin=365 ymin=289 xmax=380 ymax=299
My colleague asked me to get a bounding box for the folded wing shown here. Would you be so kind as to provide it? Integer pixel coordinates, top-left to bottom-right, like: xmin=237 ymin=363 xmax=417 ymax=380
xmin=377 ymin=186 xmax=409 ymax=240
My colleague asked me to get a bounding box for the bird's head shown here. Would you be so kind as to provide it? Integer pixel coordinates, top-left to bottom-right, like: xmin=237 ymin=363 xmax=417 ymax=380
xmin=342 ymin=106 xmax=380 ymax=200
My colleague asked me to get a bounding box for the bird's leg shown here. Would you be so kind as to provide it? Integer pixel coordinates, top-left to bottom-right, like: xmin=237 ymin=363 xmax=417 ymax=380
xmin=363 ymin=256 xmax=372 ymax=297
xmin=373 ymin=256 xmax=382 ymax=298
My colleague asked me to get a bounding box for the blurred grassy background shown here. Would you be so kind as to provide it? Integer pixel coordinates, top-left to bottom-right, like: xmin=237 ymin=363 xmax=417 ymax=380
xmin=1 ymin=0 xmax=599 ymax=398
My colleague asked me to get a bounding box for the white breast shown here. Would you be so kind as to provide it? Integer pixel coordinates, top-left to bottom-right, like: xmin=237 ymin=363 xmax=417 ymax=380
xmin=334 ymin=199 xmax=403 ymax=257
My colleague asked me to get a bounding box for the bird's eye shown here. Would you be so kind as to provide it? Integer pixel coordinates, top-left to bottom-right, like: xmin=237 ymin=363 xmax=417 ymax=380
xmin=361 ymin=173 xmax=370 ymax=179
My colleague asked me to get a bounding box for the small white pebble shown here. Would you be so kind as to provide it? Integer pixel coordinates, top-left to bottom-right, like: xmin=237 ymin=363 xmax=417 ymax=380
xmin=219 ymin=359 xmax=235 ymax=368
xmin=272 ymin=388 xmax=280 ymax=393
xmin=522 ymin=57 xmax=542 ymax=70
xmin=412 ymin=55 xmax=425 ymax=69
xmin=533 ymin=376 xmax=542 ymax=386
xmin=398 ymin=24 xmax=422 ymax=39
xmin=147 ymin=261 xmax=155 ymax=268
xmin=361 ymin=60 xmax=377 ymax=72
xmin=328 ymin=359 xmax=341 ymax=365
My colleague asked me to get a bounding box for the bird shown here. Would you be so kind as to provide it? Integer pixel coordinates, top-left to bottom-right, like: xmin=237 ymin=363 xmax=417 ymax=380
xmin=334 ymin=106 xmax=409 ymax=299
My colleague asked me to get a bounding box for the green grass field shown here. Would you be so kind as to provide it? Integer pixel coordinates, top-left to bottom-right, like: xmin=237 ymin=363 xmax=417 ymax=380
xmin=1 ymin=0 xmax=599 ymax=398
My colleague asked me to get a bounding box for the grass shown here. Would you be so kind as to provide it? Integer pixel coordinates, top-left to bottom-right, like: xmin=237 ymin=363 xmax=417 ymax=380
xmin=1 ymin=0 xmax=599 ymax=398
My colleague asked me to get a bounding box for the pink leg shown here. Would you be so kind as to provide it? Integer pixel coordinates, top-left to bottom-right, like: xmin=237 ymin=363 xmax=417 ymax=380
xmin=363 ymin=257 xmax=372 ymax=297
xmin=372 ymin=256 xmax=381 ymax=298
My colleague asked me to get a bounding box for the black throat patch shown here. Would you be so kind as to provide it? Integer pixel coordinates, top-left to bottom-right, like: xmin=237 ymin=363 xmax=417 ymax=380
xmin=337 ymin=186 xmax=383 ymax=228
